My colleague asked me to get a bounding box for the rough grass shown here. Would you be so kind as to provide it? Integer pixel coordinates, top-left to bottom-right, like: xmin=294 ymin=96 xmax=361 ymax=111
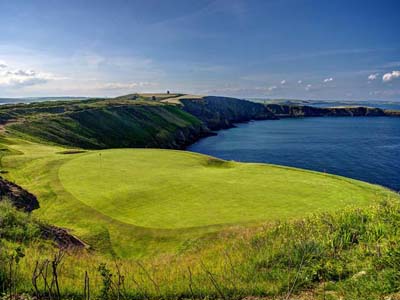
xmin=8 ymin=104 xmax=203 ymax=149
xmin=2 ymin=199 xmax=400 ymax=300
xmin=1 ymin=137 xmax=397 ymax=258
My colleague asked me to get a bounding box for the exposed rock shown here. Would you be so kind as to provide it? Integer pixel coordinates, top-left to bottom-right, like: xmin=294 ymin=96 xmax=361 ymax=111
xmin=40 ymin=225 xmax=87 ymax=249
xmin=180 ymin=96 xmax=277 ymax=130
xmin=0 ymin=176 xmax=39 ymax=212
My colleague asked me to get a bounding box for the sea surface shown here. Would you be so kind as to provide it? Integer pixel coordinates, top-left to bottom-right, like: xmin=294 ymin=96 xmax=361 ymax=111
xmin=188 ymin=117 xmax=400 ymax=191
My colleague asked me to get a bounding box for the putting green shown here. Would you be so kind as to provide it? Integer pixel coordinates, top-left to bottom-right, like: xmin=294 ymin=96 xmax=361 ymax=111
xmin=58 ymin=149 xmax=387 ymax=229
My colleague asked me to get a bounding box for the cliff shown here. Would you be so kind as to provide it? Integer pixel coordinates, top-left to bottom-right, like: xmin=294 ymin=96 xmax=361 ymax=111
xmin=384 ymin=110 xmax=400 ymax=116
xmin=179 ymin=96 xmax=277 ymax=130
xmin=266 ymin=104 xmax=387 ymax=117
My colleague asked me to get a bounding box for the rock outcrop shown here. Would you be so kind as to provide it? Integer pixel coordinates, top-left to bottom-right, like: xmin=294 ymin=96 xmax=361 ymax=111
xmin=0 ymin=176 xmax=39 ymax=212
xmin=40 ymin=225 xmax=87 ymax=249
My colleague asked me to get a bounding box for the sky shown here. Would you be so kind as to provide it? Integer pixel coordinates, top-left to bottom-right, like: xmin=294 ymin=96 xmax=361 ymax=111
xmin=0 ymin=0 xmax=400 ymax=100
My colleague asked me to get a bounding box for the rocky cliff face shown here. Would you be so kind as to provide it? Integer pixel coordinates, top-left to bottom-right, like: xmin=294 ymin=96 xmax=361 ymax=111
xmin=0 ymin=176 xmax=39 ymax=212
xmin=266 ymin=104 xmax=387 ymax=117
xmin=180 ymin=96 xmax=276 ymax=130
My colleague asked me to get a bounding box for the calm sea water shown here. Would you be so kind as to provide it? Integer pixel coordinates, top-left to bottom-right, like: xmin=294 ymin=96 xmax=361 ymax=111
xmin=188 ymin=117 xmax=400 ymax=191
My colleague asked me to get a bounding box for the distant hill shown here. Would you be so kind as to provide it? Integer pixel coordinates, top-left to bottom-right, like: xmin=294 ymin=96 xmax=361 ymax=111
xmin=250 ymin=98 xmax=400 ymax=110
xmin=0 ymin=93 xmax=398 ymax=150
xmin=0 ymin=96 xmax=90 ymax=105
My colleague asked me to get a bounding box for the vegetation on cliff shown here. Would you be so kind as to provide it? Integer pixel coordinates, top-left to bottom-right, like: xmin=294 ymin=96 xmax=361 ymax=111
xmin=4 ymin=98 xmax=207 ymax=149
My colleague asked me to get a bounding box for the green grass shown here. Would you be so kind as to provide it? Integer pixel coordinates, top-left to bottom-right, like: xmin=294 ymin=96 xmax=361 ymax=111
xmin=3 ymin=198 xmax=400 ymax=300
xmin=59 ymin=149 xmax=389 ymax=229
xmin=1 ymin=137 xmax=397 ymax=258
xmin=1 ymin=95 xmax=400 ymax=299
xmin=8 ymin=103 xmax=204 ymax=149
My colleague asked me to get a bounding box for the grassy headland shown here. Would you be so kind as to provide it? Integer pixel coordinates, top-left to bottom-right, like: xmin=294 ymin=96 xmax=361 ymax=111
xmin=3 ymin=96 xmax=207 ymax=149
xmin=0 ymin=93 xmax=399 ymax=299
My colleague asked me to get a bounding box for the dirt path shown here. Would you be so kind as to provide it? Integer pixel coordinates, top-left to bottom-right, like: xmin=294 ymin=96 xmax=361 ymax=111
xmin=0 ymin=118 xmax=25 ymax=133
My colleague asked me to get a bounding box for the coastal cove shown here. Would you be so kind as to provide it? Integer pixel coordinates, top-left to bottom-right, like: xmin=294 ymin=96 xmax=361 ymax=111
xmin=188 ymin=116 xmax=400 ymax=191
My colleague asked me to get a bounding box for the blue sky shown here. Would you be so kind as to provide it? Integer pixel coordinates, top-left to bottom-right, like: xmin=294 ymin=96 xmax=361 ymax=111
xmin=0 ymin=0 xmax=399 ymax=100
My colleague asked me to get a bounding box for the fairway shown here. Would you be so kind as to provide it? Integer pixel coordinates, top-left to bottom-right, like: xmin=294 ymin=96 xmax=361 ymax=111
xmin=59 ymin=149 xmax=387 ymax=229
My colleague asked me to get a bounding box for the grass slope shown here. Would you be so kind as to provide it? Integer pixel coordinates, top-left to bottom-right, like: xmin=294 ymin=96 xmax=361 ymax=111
xmin=1 ymin=137 xmax=397 ymax=258
xmin=8 ymin=102 xmax=204 ymax=149
xmin=3 ymin=196 xmax=400 ymax=300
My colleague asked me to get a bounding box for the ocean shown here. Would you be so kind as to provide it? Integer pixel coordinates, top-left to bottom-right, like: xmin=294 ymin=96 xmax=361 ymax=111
xmin=188 ymin=117 xmax=400 ymax=191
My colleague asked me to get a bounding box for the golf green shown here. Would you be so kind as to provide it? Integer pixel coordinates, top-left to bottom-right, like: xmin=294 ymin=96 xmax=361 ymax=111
xmin=58 ymin=149 xmax=387 ymax=229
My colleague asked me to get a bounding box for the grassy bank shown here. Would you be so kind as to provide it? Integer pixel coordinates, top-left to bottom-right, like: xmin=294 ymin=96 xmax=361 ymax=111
xmin=6 ymin=99 xmax=205 ymax=149
xmin=2 ymin=198 xmax=400 ymax=300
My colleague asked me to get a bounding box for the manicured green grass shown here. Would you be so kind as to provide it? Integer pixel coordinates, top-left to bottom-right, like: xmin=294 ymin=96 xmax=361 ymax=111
xmin=2 ymin=137 xmax=397 ymax=258
xmin=59 ymin=149 xmax=389 ymax=229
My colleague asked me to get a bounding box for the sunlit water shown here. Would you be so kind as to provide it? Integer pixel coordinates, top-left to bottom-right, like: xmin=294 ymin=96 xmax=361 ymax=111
xmin=188 ymin=117 xmax=400 ymax=191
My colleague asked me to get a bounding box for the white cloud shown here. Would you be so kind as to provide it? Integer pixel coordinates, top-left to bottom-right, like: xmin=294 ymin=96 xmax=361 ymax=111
xmin=305 ymin=84 xmax=312 ymax=91
xmin=368 ymin=73 xmax=379 ymax=80
xmin=297 ymin=80 xmax=302 ymax=84
xmin=382 ymin=70 xmax=400 ymax=82
xmin=0 ymin=60 xmax=7 ymax=69
xmin=280 ymin=79 xmax=286 ymax=85
xmin=0 ymin=65 xmax=58 ymax=88
xmin=268 ymin=85 xmax=277 ymax=91
xmin=323 ymin=77 xmax=334 ymax=83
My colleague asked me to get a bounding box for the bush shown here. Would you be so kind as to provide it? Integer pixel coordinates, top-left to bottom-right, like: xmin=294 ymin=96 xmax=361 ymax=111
xmin=0 ymin=200 xmax=41 ymax=243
